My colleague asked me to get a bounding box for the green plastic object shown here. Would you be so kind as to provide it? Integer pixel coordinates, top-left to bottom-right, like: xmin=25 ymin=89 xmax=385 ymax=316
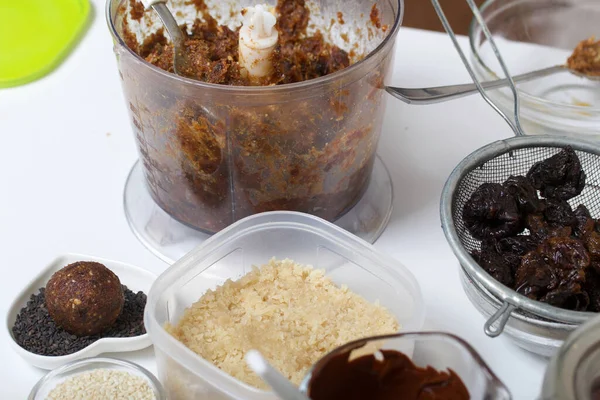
xmin=0 ymin=0 xmax=91 ymax=88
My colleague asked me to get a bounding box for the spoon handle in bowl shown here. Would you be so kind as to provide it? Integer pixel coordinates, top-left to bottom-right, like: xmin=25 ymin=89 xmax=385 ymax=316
xmin=144 ymin=1 xmax=185 ymax=48
xmin=386 ymin=65 xmax=564 ymax=105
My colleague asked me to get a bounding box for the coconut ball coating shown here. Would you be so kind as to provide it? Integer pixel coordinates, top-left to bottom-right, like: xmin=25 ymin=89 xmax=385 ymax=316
xmin=45 ymin=261 xmax=124 ymax=336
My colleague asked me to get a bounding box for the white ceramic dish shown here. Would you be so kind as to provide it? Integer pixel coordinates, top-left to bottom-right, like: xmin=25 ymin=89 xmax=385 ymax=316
xmin=6 ymin=253 xmax=156 ymax=370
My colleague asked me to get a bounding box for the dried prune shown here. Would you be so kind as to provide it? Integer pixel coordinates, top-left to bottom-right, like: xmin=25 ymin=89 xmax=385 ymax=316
xmin=495 ymin=235 xmax=539 ymax=255
xmin=539 ymin=237 xmax=590 ymax=270
xmin=526 ymin=214 xmax=572 ymax=241
xmin=585 ymin=266 xmax=600 ymax=312
xmin=540 ymin=286 xmax=589 ymax=311
xmin=472 ymin=245 xmax=513 ymax=286
xmin=515 ymin=237 xmax=590 ymax=308
xmin=463 ymin=183 xmax=523 ymax=240
xmin=585 ymin=231 xmax=600 ymax=261
xmin=504 ymin=175 xmax=544 ymax=214
xmin=482 ymin=236 xmax=538 ymax=275
xmin=526 ymin=147 xmax=586 ymax=201
xmin=515 ymin=251 xmax=555 ymax=299
xmin=572 ymin=205 xmax=600 ymax=260
xmin=543 ymin=199 xmax=577 ymax=227
xmin=574 ymin=204 xmax=595 ymax=239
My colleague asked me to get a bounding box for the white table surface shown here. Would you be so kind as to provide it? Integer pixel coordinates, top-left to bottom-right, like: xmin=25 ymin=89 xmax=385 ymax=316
xmin=0 ymin=1 xmax=549 ymax=398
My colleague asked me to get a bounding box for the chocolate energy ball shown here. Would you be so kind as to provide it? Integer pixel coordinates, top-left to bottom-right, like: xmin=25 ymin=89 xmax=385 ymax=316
xmin=45 ymin=261 xmax=125 ymax=336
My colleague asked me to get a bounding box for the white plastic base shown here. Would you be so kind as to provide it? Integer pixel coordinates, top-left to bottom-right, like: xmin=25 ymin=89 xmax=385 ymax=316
xmin=124 ymin=155 xmax=394 ymax=264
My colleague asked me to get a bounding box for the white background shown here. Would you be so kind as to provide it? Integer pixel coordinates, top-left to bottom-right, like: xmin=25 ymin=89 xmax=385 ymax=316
xmin=0 ymin=1 xmax=548 ymax=398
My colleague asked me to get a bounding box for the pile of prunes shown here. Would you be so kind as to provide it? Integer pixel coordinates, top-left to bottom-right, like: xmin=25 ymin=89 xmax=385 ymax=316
xmin=463 ymin=146 xmax=600 ymax=312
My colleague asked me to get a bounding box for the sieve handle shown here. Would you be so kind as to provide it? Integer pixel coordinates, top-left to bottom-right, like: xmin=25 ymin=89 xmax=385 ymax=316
xmin=484 ymin=301 xmax=516 ymax=337
xmin=430 ymin=0 xmax=525 ymax=136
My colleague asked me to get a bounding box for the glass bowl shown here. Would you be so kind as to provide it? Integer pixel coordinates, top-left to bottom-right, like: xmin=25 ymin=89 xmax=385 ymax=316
xmin=144 ymin=211 xmax=424 ymax=399
xmin=543 ymin=314 xmax=600 ymax=399
xmin=469 ymin=0 xmax=600 ymax=137
xmin=299 ymin=332 xmax=511 ymax=399
xmin=28 ymin=357 xmax=165 ymax=400
xmin=106 ymin=0 xmax=402 ymax=234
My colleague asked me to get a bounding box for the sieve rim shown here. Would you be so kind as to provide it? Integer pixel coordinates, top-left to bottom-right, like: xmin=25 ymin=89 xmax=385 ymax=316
xmin=441 ymin=135 xmax=600 ymax=325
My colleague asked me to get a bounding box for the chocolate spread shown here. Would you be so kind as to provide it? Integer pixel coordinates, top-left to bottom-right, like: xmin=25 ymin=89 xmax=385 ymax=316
xmin=307 ymin=349 xmax=470 ymax=400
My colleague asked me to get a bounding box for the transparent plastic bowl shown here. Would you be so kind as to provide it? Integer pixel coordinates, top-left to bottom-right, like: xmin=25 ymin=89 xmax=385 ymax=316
xmin=299 ymin=332 xmax=511 ymax=399
xmin=106 ymin=0 xmax=402 ymax=233
xmin=469 ymin=0 xmax=600 ymax=137
xmin=144 ymin=211 xmax=425 ymax=399
xmin=28 ymin=357 xmax=165 ymax=400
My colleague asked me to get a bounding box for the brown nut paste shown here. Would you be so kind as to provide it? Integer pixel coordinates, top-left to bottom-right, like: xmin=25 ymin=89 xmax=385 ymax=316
xmin=567 ymin=37 xmax=600 ymax=77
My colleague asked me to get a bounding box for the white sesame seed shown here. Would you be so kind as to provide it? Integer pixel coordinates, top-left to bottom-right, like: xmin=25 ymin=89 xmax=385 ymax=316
xmin=46 ymin=369 xmax=156 ymax=400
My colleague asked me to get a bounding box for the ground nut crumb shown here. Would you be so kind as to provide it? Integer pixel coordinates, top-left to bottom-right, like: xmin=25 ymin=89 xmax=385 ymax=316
xmin=46 ymin=369 xmax=155 ymax=400
xmin=166 ymin=258 xmax=399 ymax=389
xmin=567 ymin=36 xmax=600 ymax=76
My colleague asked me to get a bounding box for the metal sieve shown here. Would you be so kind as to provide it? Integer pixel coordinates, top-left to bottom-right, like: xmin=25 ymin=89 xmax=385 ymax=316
xmin=441 ymin=136 xmax=600 ymax=337
xmin=432 ymin=0 xmax=600 ymax=340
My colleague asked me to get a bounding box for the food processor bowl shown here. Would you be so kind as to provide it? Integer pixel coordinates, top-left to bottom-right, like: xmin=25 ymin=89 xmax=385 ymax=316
xmin=107 ymin=0 xmax=402 ymax=236
xmin=469 ymin=0 xmax=600 ymax=137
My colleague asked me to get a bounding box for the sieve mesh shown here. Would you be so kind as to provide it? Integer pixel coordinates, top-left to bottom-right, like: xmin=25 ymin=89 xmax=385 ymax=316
xmin=452 ymin=146 xmax=600 ymax=255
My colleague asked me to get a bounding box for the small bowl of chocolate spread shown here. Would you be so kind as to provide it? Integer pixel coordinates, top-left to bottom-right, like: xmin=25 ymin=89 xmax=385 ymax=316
xmin=299 ymin=332 xmax=511 ymax=400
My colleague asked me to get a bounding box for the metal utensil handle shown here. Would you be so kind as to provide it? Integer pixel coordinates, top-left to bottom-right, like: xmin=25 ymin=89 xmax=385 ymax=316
xmin=430 ymin=0 xmax=525 ymax=136
xmin=484 ymin=301 xmax=516 ymax=337
xmin=148 ymin=2 xmax=185 ymax=48
xmin=386 ymin=65 xmax=564 ymax=105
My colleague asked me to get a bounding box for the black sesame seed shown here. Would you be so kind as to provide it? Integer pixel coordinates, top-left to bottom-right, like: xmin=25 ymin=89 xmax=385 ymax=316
xmin=12 ymin=285 xmax=146 ymax=356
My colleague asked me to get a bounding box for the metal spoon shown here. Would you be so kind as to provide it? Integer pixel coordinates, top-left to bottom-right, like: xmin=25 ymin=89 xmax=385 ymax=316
xmin=142 ymin=0 xmax=223 ymax=121
xmin=386 ymin=65 xmax=600 ymax=105
xmin=142 ymin=0 xmax=188 ymax=75
xmin=246 ymin=350 xmax=311 ymax=400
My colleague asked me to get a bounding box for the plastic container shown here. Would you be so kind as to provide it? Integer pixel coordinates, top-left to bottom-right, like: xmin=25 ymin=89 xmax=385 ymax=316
xmin=29 ymin=357 xmax=165 ymax=400
xmin=106 ymin=0 xmax=402 ymax=233
xmin=543 ymin=315 xmax=600 ymax=399
xmin=144 ymin=211 xmax=425 ymax=399
xmin=299 ymin=332 xmax=511 ymax=399
xmin=469 ymin=0 xmax=600 ymax=137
